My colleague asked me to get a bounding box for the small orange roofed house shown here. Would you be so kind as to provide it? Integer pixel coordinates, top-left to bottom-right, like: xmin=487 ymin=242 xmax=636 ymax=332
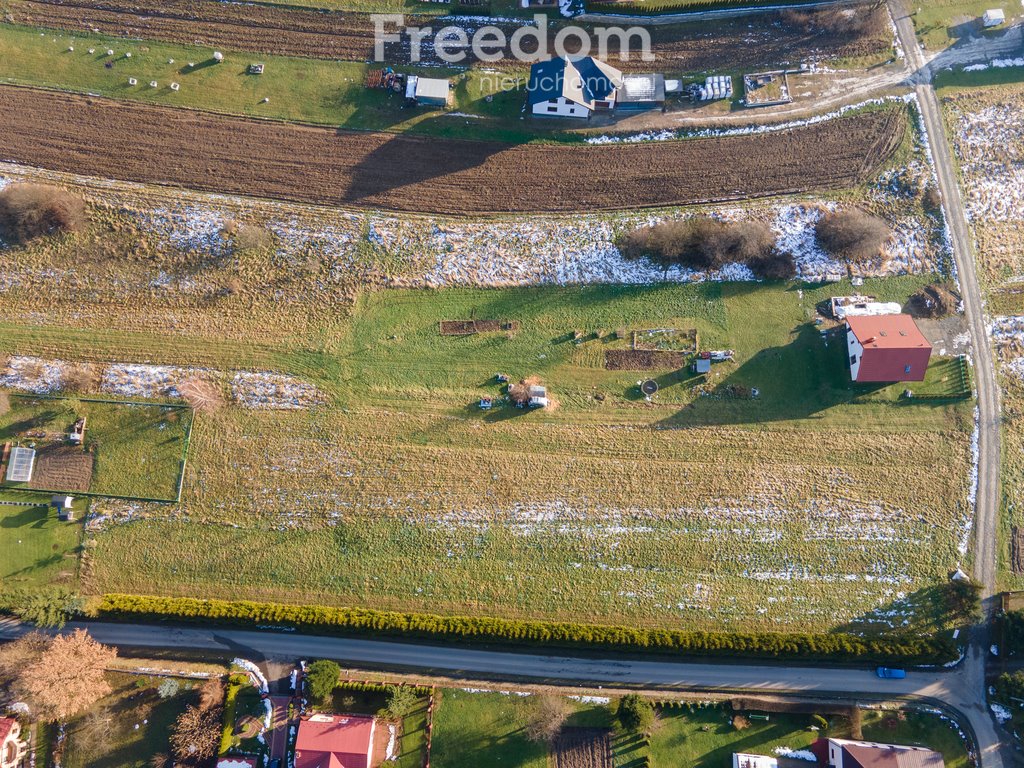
xmin=294 ymin=713 xmax=376 ymax=768
xmin=845 ymin=314 xmax=931 ymax=383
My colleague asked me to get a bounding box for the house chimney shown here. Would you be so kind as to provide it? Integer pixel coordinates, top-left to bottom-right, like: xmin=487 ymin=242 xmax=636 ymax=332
xmin=863 ymin=336 xmax=876 ymax=344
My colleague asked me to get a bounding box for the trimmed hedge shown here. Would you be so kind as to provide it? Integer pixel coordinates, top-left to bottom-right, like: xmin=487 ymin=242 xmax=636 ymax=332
xmin=336 ymin=680 xmax=432 ymax=696
xmin=93 ymin=594 xmax=956 ymax=665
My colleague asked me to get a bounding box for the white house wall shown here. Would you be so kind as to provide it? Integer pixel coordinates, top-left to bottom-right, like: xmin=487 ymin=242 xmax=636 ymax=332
xmin=532 ymin=97 xmax=590 ymax=118
xmin=847 ymin=327 xmax=864 ymax=381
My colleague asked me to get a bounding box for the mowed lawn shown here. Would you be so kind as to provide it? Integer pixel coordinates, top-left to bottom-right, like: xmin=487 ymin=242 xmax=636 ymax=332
xmin=0 ymin=397 xmax=190 ymax=500
xmin=0 ymin=490 xmax=83 ymax=588
xmin=430 ymin=693 xmax=971 ymax=768
xmin=87 ymin=278 xmax=975 ymax=633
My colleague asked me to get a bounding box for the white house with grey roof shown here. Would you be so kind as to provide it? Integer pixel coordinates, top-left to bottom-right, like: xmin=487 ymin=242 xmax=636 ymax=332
xmin=527 ymin=56 xmax=623 ymax=118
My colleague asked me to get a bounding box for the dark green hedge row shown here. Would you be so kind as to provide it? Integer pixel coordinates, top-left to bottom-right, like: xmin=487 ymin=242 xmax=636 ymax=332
xmin=586 ymin=0 xmax=818 ymax=15
xmin=94 ymin=594 xmax=956 ymax=664
xmin=337 ymin=680 xmax=431 ymax=696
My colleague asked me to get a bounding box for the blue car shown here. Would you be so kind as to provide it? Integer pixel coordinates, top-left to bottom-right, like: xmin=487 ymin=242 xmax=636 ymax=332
xmin=876 ymin=667 xmax=906 ymax=679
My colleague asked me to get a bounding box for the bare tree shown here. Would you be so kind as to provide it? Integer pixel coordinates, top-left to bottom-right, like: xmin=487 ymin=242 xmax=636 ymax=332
xmin=0 ymin=632 xmax=50 ymax=688
xmin=524 ymin=695 xmax=569 ymax=744
xmin=15 ymin=629 xmax=117 ymax=722
xmin=170 ymin=703 xmax=222 ymax=766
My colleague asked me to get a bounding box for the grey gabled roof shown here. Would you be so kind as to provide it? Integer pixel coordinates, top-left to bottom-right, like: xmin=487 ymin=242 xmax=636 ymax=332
xmin=527 ymin=57 xmax=623 ymax=108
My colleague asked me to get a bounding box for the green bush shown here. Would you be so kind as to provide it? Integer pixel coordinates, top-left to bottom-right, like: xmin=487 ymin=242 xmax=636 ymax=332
xmin=91 ymin=594 xmax=957 ymax=664
xmin=219 ymin=680 xmax=241 ymax=755
xmin=306 ymin=660 xmax=341 ymax=705
xmin=618 ymin=694 xmax=656 ymax=732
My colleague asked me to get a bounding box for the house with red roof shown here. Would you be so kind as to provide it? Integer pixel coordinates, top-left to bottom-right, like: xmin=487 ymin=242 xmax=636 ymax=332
xmin=294 ymin=713 xmax=376 ymax=768
xmin=827 ymin=738 xmax=945 ymax=768
xmin=845 ymin=314 xmax=932 ymax=383
xmin=0 ymin=717 xmax=26 ymax=768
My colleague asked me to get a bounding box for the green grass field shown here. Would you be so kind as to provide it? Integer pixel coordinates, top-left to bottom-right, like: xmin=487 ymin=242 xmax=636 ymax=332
xmin=0 ymin=396 xmax=190 ymax=500
xmin=73 ymin=277 xmax=976 ymax=633
xmin=0 ymin=490 xmax=84 ymax=588
xmin=430 ymin=693 xmax=971 ymax=768
xmin=912 ymin=0 xmax=1021 ymax=50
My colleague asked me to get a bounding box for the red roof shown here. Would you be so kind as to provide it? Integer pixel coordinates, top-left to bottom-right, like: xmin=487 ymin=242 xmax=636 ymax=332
xmin=847 ymin=314 xmax=931 ymax=382
xmin=294 ymin=714 xmax=375 ymax=768
xmin=0 ymin=717 xmax=15 ymax=743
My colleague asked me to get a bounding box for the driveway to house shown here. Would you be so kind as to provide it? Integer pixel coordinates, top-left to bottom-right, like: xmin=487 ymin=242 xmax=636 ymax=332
xmin=267 ymin=694 xmax=292 ymax=765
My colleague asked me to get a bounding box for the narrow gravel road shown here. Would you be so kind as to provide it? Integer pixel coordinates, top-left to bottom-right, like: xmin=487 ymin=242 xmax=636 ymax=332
xmin=889 ymin=3 xmax=1006 ymax=767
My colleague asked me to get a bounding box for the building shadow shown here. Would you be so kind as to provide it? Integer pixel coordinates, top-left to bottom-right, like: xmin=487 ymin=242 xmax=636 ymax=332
xmin=342 ymin=128 xmax=514 ymax=206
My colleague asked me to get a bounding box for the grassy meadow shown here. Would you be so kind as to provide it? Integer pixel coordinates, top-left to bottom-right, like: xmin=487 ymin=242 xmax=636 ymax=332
xmin=911 ymin=0 xmax=1021 ymax=50
xmin=0 ymin=162 xmax=971 ymax=633
xmin=941 ymin=81 xmax=1024 ymax=594
xmin=66 ymin=276 xmax=976 ymax=633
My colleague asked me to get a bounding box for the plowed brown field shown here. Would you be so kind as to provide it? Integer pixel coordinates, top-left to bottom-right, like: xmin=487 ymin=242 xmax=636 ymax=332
xmin=5 ymin=0 xmax=891 ymax=71
xmin=0 ymin=87 xmax=905 ymax=214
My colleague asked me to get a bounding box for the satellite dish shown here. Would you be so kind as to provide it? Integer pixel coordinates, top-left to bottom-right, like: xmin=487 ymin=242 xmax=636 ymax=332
xmin=641 ymin=379 xmax=659 ymax=395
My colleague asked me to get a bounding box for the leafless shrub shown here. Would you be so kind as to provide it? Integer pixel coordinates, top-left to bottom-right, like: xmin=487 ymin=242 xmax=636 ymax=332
xmin=747 ymin=250 xmax=796 ymax=280
xmin=198 ymin=677 xmax=225 ymax=711
xmin=222 ymin=220 xmax=273 ymax=253
xmin=62 ymin=363 xmax=100 ymax=394
xmin=782 ymin=5 xmax=886 ymax=37
xmin=0 ymin=183 xmax=85 ymax=243
xmin=170 ymin=703 xmax=222 ymax=766
xmin=815 ymin=208 xmax=892 ymax=263
xmin=525 ymin=695 xmax=569 ymax=743
xmin=178 ymin=378 xmax=225 ymax=413
xmin=618 ymin=218 xmax=777 ymax=272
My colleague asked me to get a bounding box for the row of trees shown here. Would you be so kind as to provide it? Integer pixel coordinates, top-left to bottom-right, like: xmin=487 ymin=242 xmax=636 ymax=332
xmin=95 ymin=593 xmax=958 ymax=664
xmin=617 ymin=209 xmax=893 ymax=278
xmin=306 ymin=659 xmax=421 ymax=721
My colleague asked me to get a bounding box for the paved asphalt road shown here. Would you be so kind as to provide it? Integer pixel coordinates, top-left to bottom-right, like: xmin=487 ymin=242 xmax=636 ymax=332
xmin=0 ymin=619 xmax=1000 ymax=751
xmin=888 ymin=3 xmax=1006 ymax=767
